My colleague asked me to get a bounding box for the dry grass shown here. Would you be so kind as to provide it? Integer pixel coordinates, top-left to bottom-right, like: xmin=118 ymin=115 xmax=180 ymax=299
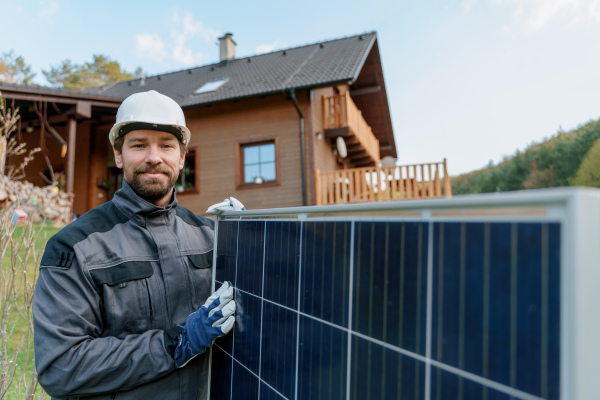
xmin=1 ymin=213 xmax=61 ymax=400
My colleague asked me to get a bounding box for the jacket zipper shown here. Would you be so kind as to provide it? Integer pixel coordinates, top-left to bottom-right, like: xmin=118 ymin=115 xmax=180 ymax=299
xmin=144 ymin=279 xmax=153 ymax=323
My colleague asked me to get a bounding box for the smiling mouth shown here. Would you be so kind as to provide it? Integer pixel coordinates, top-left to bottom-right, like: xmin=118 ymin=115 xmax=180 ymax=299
xmin=135 ymin=170 xmax=168 ymax=180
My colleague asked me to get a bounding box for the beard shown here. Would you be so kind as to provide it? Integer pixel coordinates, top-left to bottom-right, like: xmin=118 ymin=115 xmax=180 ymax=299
xmin=126 ymin=164 xmax=179 ymax=203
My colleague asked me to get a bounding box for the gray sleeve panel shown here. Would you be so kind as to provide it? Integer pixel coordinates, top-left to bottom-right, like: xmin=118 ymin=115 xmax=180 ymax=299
xmin=33 ymin=257 xmax=175 ymax=398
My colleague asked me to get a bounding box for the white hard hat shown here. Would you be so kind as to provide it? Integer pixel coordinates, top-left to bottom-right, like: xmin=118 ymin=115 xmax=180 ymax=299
xmin=109 ymin=90 xmax=191 ymax=145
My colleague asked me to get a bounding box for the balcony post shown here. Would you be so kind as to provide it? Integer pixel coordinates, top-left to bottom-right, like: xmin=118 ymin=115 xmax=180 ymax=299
xmin=443 ymin=158 xmax=452 ymax=198
xmin=376 ymin=160 xmax=382 ymax=202
xmin=315 ymin=169 xmax=322 ymax=206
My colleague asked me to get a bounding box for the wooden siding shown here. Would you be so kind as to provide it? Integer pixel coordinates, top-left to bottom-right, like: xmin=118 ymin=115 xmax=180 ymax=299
xmin=179 ymin=92 xmax=311 ymax=214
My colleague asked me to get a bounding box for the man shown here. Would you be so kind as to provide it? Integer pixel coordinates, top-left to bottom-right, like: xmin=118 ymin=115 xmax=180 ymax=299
xmin=33 ymin=90 xmax=241 ymax=399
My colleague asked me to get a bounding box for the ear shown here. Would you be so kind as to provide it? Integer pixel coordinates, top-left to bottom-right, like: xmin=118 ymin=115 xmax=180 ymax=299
xmin=113 ymin=147 xmax=123 ymax=169
xmin=179 ymin=150 xmax=186 ymax=171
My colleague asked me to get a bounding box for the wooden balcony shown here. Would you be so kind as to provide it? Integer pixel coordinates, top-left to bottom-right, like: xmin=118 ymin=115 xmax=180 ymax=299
xmin=315 ymin=159 xmax=452 ymax=205
xmin=323 ymin=93 xmax=380 ymax=166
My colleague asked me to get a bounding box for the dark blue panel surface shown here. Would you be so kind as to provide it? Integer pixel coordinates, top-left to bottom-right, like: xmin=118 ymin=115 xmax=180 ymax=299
xmin=210 ymin=346 xmax=232 ymax=400
xmin=261 ymin=302 xmax=297 ymax=399
xmin=213 ymin=218 xmax=561 ymax=400
xmin=432 ymin=223 xmax=485 ymax=374
xmin=547 ymin=223 xmax=561 ymax=400
xmin=516 ymin=223 xmax=543 ymax=395
xmin=260 ymin=382 xmax=287 ymax=400
xmin=431 ymin=366 xmax=515 ymax=400
xmin=264 ymin=221 xmax=300 ymax=309
xmin=236 ymin=221 xmax=265 ymax=296
xmin=353 ymin=222 xmax=428 ymax=355
xmin=297 ymin=315 xmax=347 ymax=400
xmin=487 ymin=223 xmax=512 ymax=387
xmin=350 ymin=335 xmax=426 ymax=400
xmin=231 ymin=360 xmax=259 ymax=400
xmin=432 ymin=222 xmax=561 ymax=400
xmin=215 ymin=220 xmax=238 ymax=285
xmin=301 ymin=222 xmax=351 ymax=327
xmin=432 ymin=222 xmax=460 ymax=369
xmin=233 ymin=290 xmax=262 ymax=375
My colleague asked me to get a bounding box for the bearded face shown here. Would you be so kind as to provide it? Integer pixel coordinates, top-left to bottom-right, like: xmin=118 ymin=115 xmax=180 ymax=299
xmin=126 ymin=162 xmax=179 ymax=201
xmin=114 ymin=130 xmax=185 ymax=207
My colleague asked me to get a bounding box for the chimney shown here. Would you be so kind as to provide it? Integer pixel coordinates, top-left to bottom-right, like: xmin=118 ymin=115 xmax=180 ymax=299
xmin=218 ymin=33 xmax=236 ymax=61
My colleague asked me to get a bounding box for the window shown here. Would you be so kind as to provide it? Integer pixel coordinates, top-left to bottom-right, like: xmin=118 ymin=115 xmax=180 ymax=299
xmin=194 ymin=78 xmax=229 ymax=94
xmin=236 ymin=137 xmax=280 ymax=188
xmin=176 ymin=147 xmax=199 ymax=194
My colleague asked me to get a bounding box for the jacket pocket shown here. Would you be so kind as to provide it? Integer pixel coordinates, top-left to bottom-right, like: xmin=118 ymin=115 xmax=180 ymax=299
xmin=89 ymin=261 xmax=155 ymax=337
xmin=186 ymin=251 xmax=213 ymax=309
xmin=90 ymin=261 xmax=154 ymax=286
xmin=187 ymin=251 xmax=213 ymax=269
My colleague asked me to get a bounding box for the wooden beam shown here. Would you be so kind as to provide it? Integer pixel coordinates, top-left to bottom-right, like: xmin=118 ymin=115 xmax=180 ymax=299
xmin=346 ymin=143 xmax=363 ymax=152
xmin=75 ymin=101 xmax=92 ymax=118
xmin=323 ymin=127 xmax=350 ymax=138
xmin=351 ymin=153 xmax=372 ymax=162
xmin=27 ymin=111 xmax=71 ymax=128
xmin=344 ymin=137 xmax=360 ymax=145
xmin=65 ymin=118 xmax=77 ymax=193
xmin=354 ymin=158 xmax=375 ymax=165
xmin=350 ymin=85 xmax=381 ymax=97
xmin=24 ymin=103 xmax=95 ymax=128
xmin=347 ymin=147 xmax=366 ymax=155
xmin=349 ymin=152 xmax=368 ymax=162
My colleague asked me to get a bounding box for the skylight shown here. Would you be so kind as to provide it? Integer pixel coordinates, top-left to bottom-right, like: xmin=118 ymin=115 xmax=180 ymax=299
xmin=194 ymin=78 xmax=229 ymax=94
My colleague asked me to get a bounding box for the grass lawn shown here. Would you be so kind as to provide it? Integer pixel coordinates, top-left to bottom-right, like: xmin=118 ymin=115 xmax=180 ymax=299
xmin=1 ymin=220 xmax=62 ymax=400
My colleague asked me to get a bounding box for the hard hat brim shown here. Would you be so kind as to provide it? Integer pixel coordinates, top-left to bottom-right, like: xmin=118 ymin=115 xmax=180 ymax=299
xmin=109 ymin=121 xmax=191 ymax=146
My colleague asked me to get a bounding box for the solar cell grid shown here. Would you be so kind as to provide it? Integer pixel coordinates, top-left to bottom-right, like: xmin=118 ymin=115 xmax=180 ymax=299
xmin=210 ymin=218 xmax=560 ymax=400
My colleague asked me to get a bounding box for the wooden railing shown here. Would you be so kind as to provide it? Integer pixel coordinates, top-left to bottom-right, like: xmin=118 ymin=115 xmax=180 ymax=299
xmin=315 ymin=159 xmax=452 ymax=205
xmin=323 ymin=92 xmax=380 ymax=164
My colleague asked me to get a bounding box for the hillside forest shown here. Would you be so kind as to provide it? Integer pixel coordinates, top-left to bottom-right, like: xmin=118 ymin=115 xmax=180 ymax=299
xmin=451 ymin=117 xmax=600 ymax=194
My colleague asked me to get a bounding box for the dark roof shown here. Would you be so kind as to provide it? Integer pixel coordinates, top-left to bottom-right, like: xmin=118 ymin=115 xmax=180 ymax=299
xmin=94 ymin=32 xmax=377 ymax=108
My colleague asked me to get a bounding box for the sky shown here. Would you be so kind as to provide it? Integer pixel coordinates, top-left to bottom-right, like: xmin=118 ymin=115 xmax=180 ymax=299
xmin=1 ymin=0 xmax=600 ymax=175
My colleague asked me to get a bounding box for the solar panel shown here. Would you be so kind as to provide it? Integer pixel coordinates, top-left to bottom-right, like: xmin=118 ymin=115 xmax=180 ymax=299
xmin=207 ymin=188 xmax=600 ymax=399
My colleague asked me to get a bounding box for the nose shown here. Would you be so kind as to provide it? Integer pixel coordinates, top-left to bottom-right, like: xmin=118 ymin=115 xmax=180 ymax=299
xmin=145 ymin=144 xmax=162 ymax=164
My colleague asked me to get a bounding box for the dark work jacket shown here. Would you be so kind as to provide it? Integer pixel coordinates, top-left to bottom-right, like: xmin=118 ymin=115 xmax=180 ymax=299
xmin=33 ymin=181 xmax=215 ymax=400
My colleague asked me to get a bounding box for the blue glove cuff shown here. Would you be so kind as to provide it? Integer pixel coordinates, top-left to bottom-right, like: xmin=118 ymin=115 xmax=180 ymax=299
xmin=174 ymin=325 xmax=207 ymax=368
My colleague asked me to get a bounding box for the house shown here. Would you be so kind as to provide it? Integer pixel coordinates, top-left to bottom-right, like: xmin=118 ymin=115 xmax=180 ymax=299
xmin=0 ymin=32 xmax=450 ymax=217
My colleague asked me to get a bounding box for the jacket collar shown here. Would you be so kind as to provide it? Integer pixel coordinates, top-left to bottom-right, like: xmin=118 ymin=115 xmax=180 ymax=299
xmin=112 ymin=180 xmax=178 ymax=227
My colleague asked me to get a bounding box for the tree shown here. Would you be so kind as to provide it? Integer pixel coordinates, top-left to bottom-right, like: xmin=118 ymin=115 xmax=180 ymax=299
xmin=42 ymin=54 xmax=144 ymax=90
xmin=451 ymin=118 xmax=600 ymax=194
xmin=0 ymin=50 xmax=36 ymax=85
xmin=569 ymin=138 xmax=600 ymax=187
